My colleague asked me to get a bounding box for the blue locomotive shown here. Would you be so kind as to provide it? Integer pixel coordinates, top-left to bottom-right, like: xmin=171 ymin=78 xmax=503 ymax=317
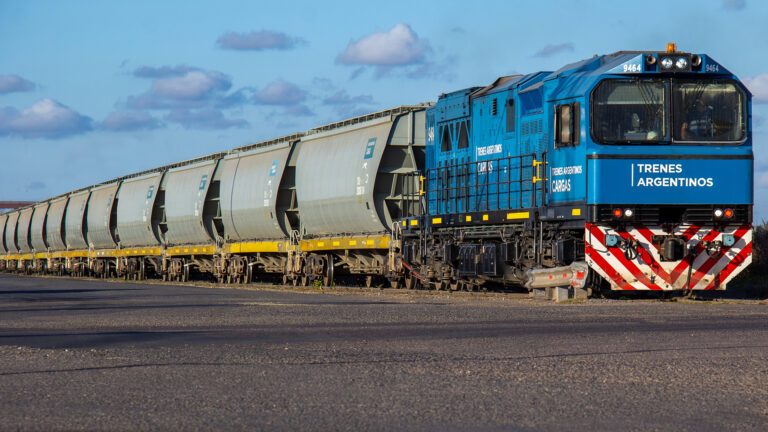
xmin=0 ymin=45 xmax=754 ymax=297
xmin=398 ymin=44 xmax=752 ymax=295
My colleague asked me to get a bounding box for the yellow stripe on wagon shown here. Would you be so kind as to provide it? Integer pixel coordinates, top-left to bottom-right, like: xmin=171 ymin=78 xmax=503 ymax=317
xmin=299 ymin=236 xmax=389 ymax=252
xmin=506 ymin=212 xmax=530 ymax=220
xmin=167 ymin=245 xmax=215 ymax=256
xmin=229 ymin=241 xmax=285 ymax=253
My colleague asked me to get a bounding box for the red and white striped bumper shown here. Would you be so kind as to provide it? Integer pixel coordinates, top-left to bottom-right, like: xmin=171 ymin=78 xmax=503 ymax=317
xmin=585 ymin=223 xmax=752 ymax=291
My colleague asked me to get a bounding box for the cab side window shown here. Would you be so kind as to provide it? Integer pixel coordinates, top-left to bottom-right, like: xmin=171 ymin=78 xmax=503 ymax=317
xmin=555 ymin=102 xmax=580 ymax=147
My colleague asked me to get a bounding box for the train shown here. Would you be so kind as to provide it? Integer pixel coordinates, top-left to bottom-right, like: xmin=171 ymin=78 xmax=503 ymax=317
xmin=0 ymin=45 xmax=754 ymax=298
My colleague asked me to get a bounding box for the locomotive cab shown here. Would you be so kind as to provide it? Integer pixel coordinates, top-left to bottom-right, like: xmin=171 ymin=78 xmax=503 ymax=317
xmin=576 ymin=48 xmax=753 ymax=292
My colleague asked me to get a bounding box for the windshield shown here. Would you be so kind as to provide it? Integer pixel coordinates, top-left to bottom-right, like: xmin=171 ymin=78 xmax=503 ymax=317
xmin=592 ymin=78 xmax=747 ymax=144
xmin=673 ymin=81 xmax=745 ymax=141
xmin=592 ymin=80 xmax=666 ymax=143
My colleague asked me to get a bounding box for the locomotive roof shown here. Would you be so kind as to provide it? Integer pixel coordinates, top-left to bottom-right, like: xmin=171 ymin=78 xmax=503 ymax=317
xmin=458 ymin=49 xmax=735 ymax=101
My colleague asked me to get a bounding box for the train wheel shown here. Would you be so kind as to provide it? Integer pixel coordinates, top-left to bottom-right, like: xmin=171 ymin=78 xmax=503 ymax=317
xmin=323 ymin=256 xmax=334 ymax=287
xmin=405 ymin=274 xmax=415 ymax=290
xmin=389 ymin=278 xmax=400 ymax=289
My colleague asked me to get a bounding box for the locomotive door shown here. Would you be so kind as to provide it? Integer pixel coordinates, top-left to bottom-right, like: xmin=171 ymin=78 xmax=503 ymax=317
xmin=548 ymin=100 xmax=586 ymax=208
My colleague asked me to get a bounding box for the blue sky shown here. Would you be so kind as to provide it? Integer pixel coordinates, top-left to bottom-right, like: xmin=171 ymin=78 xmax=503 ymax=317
xmin=1 ymin=0 xmax=767 ymax=220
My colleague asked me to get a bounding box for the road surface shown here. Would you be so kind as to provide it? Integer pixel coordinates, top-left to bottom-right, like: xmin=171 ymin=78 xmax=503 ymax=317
xmin=1 ymin=274 xmax=767 ymax=431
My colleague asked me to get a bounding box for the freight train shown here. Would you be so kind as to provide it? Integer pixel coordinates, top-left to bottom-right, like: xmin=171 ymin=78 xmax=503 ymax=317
xmin=0 ymin=46 xmax=754 ymax=298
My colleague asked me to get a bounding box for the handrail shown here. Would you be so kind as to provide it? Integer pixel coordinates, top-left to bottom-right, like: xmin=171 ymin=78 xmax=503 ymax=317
xmin=426 ymin=152 xmax=547 ymax=215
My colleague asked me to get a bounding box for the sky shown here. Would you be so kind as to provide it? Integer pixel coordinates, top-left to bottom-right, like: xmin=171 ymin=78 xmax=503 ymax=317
xmin=1 ymin=0 xmax=767 ymax=220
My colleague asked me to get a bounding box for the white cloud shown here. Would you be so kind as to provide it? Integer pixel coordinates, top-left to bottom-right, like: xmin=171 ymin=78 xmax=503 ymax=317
xmin=152 ymin=70 xmax=231 ymax=100
xmin=0 ymin=74 xmax=35 ymax=93
xmin=123 ymin=64 xmax=254 ymax=130
xmin=126 ymin=66 xmax=244 ymax=111
xmin=336 ymin=23 xmax=429 ymax=66
xmin=743 ymin=74 xmax=768 ymax=103
xmin=0 ymin=98 xmax=92 ymax=139
xmin=253 ymin=80 xmax=306 ymax=105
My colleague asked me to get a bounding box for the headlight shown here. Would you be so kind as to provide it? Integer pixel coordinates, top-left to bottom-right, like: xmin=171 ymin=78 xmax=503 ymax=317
xmin=714 ymin=208 xmax=723 ymax=218
xmin=661 ymin=57 xmax=674 ymax=69
xmin=611 ymin=208 xmax=633 ymax=219
xmin=675 ymin=57 xmax=688 ymax=69
xmin=691 ymin=55 xmax=702 ymax=67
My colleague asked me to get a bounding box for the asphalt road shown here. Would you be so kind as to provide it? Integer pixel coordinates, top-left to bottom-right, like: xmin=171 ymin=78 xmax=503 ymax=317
xmin=1 ymin=274 xmax=767 ymax=431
